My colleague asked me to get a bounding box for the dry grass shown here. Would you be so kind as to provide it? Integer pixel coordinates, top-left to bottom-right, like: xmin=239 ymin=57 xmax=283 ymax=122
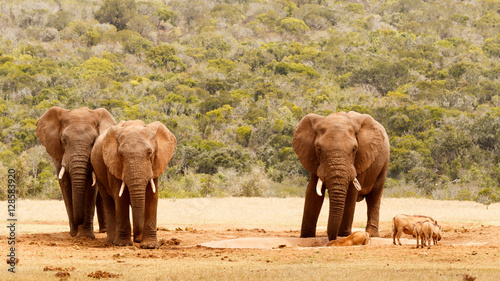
xmin=1 ymin=197 xmax=500 ymax=280
xmin=4 ymin=197 xmax=498 ymax=229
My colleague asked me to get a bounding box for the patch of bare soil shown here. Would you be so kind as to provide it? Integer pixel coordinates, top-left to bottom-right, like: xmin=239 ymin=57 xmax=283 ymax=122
xmin=7 ymin=222 xmax=500 ymax=271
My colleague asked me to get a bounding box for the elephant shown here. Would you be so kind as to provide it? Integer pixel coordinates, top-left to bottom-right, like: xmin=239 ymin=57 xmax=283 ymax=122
xmin=91 ymin=120 xmax=176 ymax=249
xmin=36 ymin=106 xmax=116 ymax=238
xmin=292 ymin=111 xmax=390 ymax=241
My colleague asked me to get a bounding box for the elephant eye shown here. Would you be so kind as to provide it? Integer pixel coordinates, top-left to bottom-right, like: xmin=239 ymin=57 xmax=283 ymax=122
xmin=147 ymin=148 xmax=153 ymax=158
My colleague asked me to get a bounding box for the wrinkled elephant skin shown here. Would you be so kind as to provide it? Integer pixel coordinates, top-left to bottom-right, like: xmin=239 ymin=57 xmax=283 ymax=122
xmin=36 ymin=106 xmax=115 ymax=238
xmin=293 ymin=111 xmax=390 ymax=241
xmin=91 ymin=120 xmax=176 ymax=249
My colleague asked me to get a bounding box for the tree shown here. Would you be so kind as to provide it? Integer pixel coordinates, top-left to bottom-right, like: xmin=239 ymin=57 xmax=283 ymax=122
xmin=146 ymin=44 xmax=186 ymax=72
xmin=278 ymin=18 xmax=310 ymax=35
xmin=155 ymin=7 xmax=178 ymax=26
xmin=94 ymin=0 xmax=137 ymax=30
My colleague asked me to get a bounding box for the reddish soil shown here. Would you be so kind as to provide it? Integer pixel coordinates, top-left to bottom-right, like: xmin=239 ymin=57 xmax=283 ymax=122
xmin=9 ymin=221 xmax=500 ymax=271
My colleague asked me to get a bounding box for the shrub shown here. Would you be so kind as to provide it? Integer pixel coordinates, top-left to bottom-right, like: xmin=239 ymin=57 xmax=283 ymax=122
xmin=235 ymin=125 xmax=252 ymax=146
xmin=155 ymin=7 xmax=178 ymax=25
xmin=209 ymin=4 xmax=244 ymax=24
xmin=483 ymin=36 xmax=500 ymax=57
xmin=278 ymin=18 xmax=310 ymax=35
xmin=81 ymin=57 xmax=115 ymax=77
xmin=208 ymin=58 xmax=236 ymax=73
xmin=94 ymin=0 xmax=137 ymax=30
xmin=124 ymin=36 xmax=153 ymax=54
xmin=146 ymin=44 xmax=186 ymax=72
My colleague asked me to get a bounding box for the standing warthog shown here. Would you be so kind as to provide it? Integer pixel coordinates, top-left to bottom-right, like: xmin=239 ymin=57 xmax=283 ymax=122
xmin=414 ymin=221 xmax=441 ymax=249
xmin=392 ymin=214 xmax=436 ymax=245
xmin=326 ymin=231 xmax=371 ymax=246
xmin=431 ymin=223 xmax=442 ymax=246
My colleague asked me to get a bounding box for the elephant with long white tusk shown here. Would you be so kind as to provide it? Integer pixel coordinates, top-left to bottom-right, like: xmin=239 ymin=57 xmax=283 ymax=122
xmin=91 ymin=120 xmax=176 ymax=249
xmin=293 ymin=111 xmax=390 ymax=241
xmin=316 ymin=178 xmax=362 ymax=196
xmin=58 ymin=167 xmax=65 ymax=180
xmin=36 ymin=107 xmax=115 ymax=238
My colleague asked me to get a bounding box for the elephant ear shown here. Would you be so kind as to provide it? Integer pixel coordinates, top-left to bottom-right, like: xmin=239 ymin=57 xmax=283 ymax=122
xmin=93 ymin=108 xmax=116 ymax=134
xmin=36 ymin=107 xmax=69 ymax=162
xmin=348 ymin=112 xmax=387 ymax=175
xmin=102 ymin=123 xmax=124 ymax=180
xmin=292 ymin=114 xmax=324 ymax=173
xmin=148 ymin=121 xmax=177 ymax=178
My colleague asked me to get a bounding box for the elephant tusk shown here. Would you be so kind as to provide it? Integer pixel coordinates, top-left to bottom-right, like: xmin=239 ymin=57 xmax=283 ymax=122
xmin=150 ymin=179 xmax=156 ymax=193
xmin=58 ymin=166 xmax=65 ymax=180
xmin=92 ymin=172 xmax=96 ymax=187
xmin=316 ymin=178 xmax=323 ymax=197
xmin=119 ymin=181 xmax=125 ymax=197
xmin=353 ymin=178 xmax=361 ymax=191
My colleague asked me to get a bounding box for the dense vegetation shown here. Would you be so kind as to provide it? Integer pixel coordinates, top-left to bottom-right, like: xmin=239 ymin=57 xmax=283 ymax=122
xmin=1 ymin=0 xmax=499 ymax=204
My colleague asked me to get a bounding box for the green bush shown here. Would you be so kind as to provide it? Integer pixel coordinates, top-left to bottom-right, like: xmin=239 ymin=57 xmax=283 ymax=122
xmin=209 ymin=4 xmax=244 ymax=24
xmin=146 ymin=44 xmax=186 ymax=72
xmin=483 ymin=36 xmax=500 ymax=57
xmin=155 ymin=7 xmax=178 ymax=25
xmin=278 ymin=18 xmax=310 ymax=34
xmin=124 ymin=36 xmax=153 ymax=54
xmin=235 ymin=125 xmax=252 ymax=146
xmin=94 ymin=0 xmax=137 ymax=30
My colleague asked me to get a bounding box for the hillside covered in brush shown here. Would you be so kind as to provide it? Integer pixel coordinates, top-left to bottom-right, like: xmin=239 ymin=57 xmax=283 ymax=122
xmin=0 ymin=0 xmax=499 ymax=203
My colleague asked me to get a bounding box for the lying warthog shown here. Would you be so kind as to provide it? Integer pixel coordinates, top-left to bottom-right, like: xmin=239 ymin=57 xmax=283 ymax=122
xmin=392 ymin=214 xmax=436 ymax=245
xmin=326 ymin=231 xmax=371 ymax=247
xmin=414 ymin=221 xmax=441 ymax=249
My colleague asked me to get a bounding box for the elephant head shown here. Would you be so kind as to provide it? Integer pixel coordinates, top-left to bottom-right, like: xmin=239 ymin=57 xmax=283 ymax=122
xmin=36 ymin=107 xmax=116 ymax=230
xmin=101 ymin=120 xmax=176 ymax=240
xmin=292 ymin=111 xmax=387 ymax=240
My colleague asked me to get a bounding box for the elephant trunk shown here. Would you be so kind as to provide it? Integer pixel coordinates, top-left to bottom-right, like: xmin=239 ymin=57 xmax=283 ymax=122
xmin=322 ymin=159 xmax=354 ymax=241
xmin=128 ymin=178 xmax=147 ymax=243
xmin=326 ymin=182 xmax=348 ymax=241
xmin=68 ymin=153 xmax=91 ymax=226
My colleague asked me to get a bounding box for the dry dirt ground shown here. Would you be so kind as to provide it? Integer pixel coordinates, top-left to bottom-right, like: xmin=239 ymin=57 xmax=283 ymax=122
xmin=2 ymin=198 xmax=500 ymax=280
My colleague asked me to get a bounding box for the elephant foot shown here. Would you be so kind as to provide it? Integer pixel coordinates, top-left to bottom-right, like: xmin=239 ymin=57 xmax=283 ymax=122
xmin=366 ymin=225 xmax=379 ymax=238
xmin=140 ymin=239 xmax=159 ymax=249
xmin=98 ymin=228 xmax=107 ymax=233
xmin=106 ymin=236 xmax=115 ymax=244
xmin=77 ymin=226 xmax=96 ymax=239
xmin=69 ymin=228 xmax=78 ymax=237
xmin=114 ymin=237 xmax=133 ymax=247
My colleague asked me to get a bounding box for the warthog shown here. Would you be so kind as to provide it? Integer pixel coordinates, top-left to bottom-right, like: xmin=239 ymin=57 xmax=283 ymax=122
xmin=431 ymin=223 xmax=442 ymax=246
xmin=414 ymin=221 xmax=442 ymax=249
xmin=326 ymin=231 xmax=371 ymax=247
xmin=392 ymin=214 xmax=436 ymax=245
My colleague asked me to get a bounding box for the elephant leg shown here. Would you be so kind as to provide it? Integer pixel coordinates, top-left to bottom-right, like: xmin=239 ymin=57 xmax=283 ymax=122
xmin=140 ymin=179 xmax=159 ymax=249
xmin=59 ymin=176 xmax=78 ymax=237
xmin=96 ymin=193 xmax=107 ymax=233
xmin=338 ymin=183 xmax=358 ymax=236
xmin=114 ymin=183 xmax=132 ymax=246
xmin=77 ymin=181 xmax=97 ymax=238
xmin=365 ymin=173 xmax=386 ymax=238
xmin=365 ymin=191 xmax=382 ymax=238
xmin=99 ymin=188 xmax=116 ymax=244
xmin=300 ymin=174 xmax=325 ymax=238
